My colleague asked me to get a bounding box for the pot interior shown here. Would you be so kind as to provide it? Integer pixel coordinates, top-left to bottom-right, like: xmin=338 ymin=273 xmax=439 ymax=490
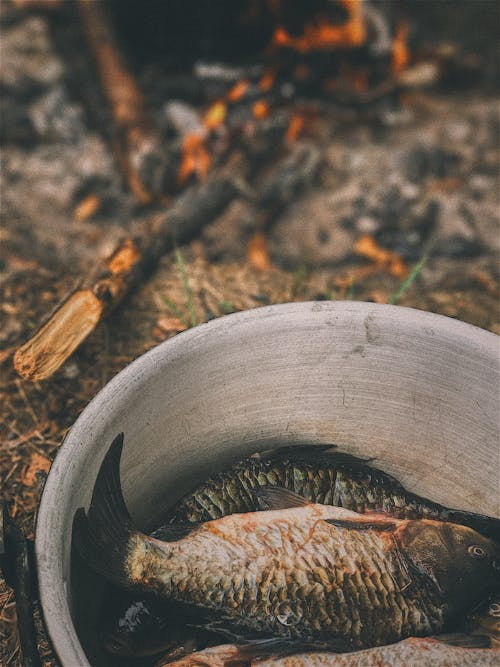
xmin=35 ymin=303 xmax=499 ymax=666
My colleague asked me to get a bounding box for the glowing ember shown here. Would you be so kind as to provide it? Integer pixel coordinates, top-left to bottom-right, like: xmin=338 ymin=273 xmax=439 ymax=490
xmin=228 ymin=79 xmax=249 ymax=102
xmin=74 ymin=193 xmax=101 ymax=221
xmin=286 ymin=114 xmax=306 ymax=142
xmin=354 ymin=234 xmax=408 ymax=279
xmin=253 ymin=100 xmax=269 ymax=119
xmin=293 ymin=64 xmax=311 ymax=81
xmin=247 ymin=232 xmax=272 ymax=270
xmin=271 ymin=0 xmax=366 ymax=53
xmin=203 ymin=101 xmax=227 ymax=131
xmin=177 ymin=133 xmax=211 ymax=185
xmin=392 ymin=21 xmax=410 ymax=73
xmin=259 ymin=70 xmax=275 ymax=91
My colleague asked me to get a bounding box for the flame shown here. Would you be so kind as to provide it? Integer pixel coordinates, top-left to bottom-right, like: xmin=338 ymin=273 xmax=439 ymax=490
xmin=259 ymin=70 xmax=275 ymax=92
xmin=177 ymin=133 xmax=211 ymax=185
xmin=74 ymin=194 xmax=101 ymax=221
xmin=270 ymin=0 xmax=366 ymax=53
xmin=392 ymin=21 xmax=409 ymax=74
xmin=203 ymin=101 xmax=227 ymax=131
xmin=248 ymin=232 xmax=271 ymax=270
xmin=286 ymin=114 xmax=306 ymax=142
xmin=228 ymin=80 xmax=249 ymax=102
xmin=253 ymin=100 xmax=269 ymax=119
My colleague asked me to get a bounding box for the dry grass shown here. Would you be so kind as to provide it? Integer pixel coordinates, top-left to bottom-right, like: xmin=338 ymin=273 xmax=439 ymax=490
xmin=1 ymin=248 xmax=499 ymax=666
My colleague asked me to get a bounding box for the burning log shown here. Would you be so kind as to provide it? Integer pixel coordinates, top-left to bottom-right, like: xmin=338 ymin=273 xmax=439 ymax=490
xmin=13 ymin=120 xmax=289 ymax=382
xmin=77 ymin=0 xmax=174 ymax=204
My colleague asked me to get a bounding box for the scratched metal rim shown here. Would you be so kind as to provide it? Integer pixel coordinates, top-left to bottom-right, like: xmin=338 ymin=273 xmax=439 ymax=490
xmin=35 ymin=302 xmax=499 ymax=666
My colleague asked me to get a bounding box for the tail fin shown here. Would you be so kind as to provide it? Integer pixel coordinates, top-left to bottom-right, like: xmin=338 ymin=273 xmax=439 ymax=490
xmin=72 ymin=432 xmax=133 ymax=587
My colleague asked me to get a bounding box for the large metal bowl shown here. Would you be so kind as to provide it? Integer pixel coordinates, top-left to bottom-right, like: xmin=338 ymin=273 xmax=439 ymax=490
xmin=35 ymin=302 xmax=499 ymax=665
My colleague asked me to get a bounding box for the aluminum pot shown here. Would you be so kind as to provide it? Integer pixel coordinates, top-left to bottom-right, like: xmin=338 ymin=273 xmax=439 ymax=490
xmin=35 ymin=302 xmax=499 ymax=666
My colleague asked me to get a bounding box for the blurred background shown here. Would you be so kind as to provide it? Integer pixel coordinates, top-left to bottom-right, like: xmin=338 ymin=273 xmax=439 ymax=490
xmin=0 ymin=1 xmax=499 ymax=664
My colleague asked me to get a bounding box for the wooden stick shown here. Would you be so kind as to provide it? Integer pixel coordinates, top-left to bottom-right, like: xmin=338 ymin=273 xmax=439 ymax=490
xmin=77 ymin=0 xmax=170 ymax=204
xmin=13 ymin=125 xmax=284 ymax=381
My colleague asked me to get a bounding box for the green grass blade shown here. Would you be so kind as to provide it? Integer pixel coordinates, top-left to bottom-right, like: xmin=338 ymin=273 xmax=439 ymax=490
xmin=388 ymin=254 xmax=428 ymax=305
xmin=161 ymin=296 xmax=187 ymax=324
xmin=175 ymin=248 xmax=197 ymax=327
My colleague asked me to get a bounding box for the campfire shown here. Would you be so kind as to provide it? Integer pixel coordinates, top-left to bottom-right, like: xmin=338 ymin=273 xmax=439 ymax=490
xmin=12 ymin=0 xmax=435 ymax=382
xmin=1 ymin=3 xmax=498 ymax=662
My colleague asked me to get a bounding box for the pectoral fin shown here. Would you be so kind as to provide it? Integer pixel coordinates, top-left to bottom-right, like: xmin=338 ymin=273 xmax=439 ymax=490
xmin=151 ymin=522 xmax=200 ymax=543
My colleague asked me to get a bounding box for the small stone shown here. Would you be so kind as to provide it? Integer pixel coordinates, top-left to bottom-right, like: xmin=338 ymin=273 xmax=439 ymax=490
xmin=469 ymin=174 xmax=492 ymax=193
xmin=62 ymin=362 xmax=79 ymax=379
xmin=357 ymin=216 xmax=379 ymax=233
xmin=445 ymin=121 xmax=471 ymax=143
xmin=399 ymin=182 xmax=420 ymax=200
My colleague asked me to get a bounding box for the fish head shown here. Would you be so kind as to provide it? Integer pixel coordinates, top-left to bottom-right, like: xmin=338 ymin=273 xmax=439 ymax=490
xmin=397 ymin=520 xmax=500 ymax=609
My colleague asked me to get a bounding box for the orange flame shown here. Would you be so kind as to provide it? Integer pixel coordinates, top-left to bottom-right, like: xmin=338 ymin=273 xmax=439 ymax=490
xmin=271 ymin=0 xmax=366 ymax=53
xmin=259 ymin=70 xmax=276 ymax=92
xmin=253 ymin=100 xmax=269 ymax=119
xmin=248 ymin=232 xmax=272 ymax=270
xmin=286 ymin=114 xmax=306 ymax=142
xmin=228 ymin=79 xmax=249 ymax=102
xmin=177 ymin=133 xmax=211 ymax=185
xmin=203 ymin=101 xmax=227 ymax=131
xmin=392 ymin=21 xmax=409 ymax=74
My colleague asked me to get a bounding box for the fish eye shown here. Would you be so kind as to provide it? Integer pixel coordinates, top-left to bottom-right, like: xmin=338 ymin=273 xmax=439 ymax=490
xmin=489 ymin=603 xmax=500 ymax=617
xmin=468 ymin=545 xmax=487 ymax=559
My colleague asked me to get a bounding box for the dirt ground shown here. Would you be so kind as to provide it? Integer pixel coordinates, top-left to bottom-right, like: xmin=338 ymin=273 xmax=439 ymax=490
xmin=1 ymin=1 xmax=499 ymax=665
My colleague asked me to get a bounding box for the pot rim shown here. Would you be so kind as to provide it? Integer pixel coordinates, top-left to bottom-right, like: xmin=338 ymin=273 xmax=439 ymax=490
xmin=34 ymin=301 xmax=498 ymax=666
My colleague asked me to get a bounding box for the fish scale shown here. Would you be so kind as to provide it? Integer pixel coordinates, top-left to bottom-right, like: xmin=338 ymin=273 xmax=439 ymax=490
xmin=79 ymin=436 xmax=500 ymax=658
xmin=127 ymin=505 xmax=447 ymax=649
xmin=166 ymin=455 xmax=428 ymax=526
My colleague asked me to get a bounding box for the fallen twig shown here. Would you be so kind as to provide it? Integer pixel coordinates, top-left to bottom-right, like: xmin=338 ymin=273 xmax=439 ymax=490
xmin=77 ymin=0 xmax=173 ymax=204
xmin=14 ymin=121 xmax=287 ymax=381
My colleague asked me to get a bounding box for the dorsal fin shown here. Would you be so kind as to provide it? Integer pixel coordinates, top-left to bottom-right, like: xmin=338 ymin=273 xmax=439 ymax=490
xmin=325 ymin=517 xmax=398 ymax=531
xmin=255 ymin=486 xmax=310 ymax=511
xmin=255 ymin=444 xmax=377 ymax=470
xmin=250 ymin=443 xmax=337 ymax=461
xmin=150 ymin=522 xmax=200 ymax=543
xmin=435 ymin=633 xmax=492 ymax=649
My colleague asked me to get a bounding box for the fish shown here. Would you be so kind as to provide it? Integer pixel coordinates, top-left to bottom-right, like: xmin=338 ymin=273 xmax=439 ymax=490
xmin=164 ymin=444 xmax=500 ymax=542
xmin=440 ymin=597 xmax=500 ymax=649
xmin=99 ymin=591 xmax=221 ymax=657
xmin=101 ymin=441 xmax=500 ymax=658
xmin=99 ymin=593 xmax=180 ymax=656
xmin=99 ymin=439 xmax=500 ymax=657
xmin=74 ymin=434 xmax=500 ymax=653
xmin=158 ymin=637 xmax=500 ymax=667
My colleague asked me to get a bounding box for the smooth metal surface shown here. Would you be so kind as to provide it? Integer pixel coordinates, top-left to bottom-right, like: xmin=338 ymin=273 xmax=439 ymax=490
xmin=35 ymin=302 xmax=500 ymax=666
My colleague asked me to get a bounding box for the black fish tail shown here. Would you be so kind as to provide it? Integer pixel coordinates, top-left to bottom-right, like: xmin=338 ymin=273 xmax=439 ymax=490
xmin=72 ymin=433 xmax=133 ymax=587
